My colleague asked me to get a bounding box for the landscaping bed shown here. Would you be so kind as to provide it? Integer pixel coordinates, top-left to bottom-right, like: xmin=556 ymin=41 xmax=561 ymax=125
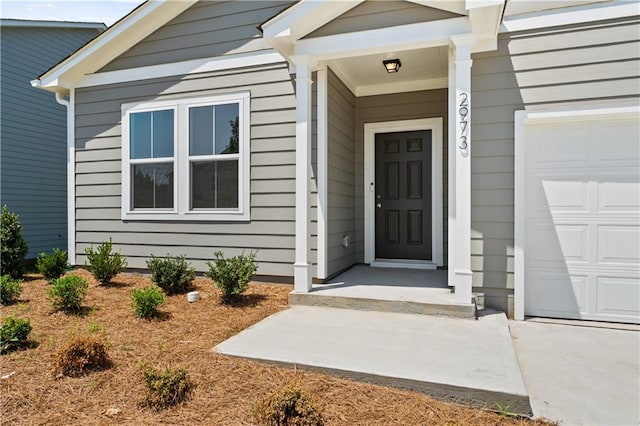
xmin=1 ymin=269 xmax=551 ymax=425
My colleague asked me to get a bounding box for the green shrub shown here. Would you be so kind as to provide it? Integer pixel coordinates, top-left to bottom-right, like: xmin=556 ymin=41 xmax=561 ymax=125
xmin=0 ymin=274 xmax=22 ymax=305
xmin=131 ymin=285 xmax=165 ymax=318
xmin=147 ymin=255 xmax=195 ymax=295
xmin=253 ymin=382 xmax=324 ymax=426
xmin=48 ymin=275 xmax=89 ymax=313
xmin=36 ymin=248 xmax=68 ymax=282
xmin=142 ymin=366 xmax=192 ymax=410
xmin=53 ymin=335 xmax=112 ymax=377
xmin=206 ymin=251 xmax=258 ymax=303
xmin=0 ymin=316 xmax=32 ymax=354
xmin=84 ymin=239 xmax=127 ymax=285
xmin=1 ymin=205 xmax=29 ymax=279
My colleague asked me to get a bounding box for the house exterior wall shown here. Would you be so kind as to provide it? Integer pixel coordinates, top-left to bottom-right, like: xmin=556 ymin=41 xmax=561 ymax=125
xmin=470 ymin=17 xmax=639 ymax=312
xmin=354 ymin=89 xmax=449 ymax=266
xmin=0 ymin=24 xmax=101 ymax=257
xmin=327 ymin=68 xmax=356 ymax=277
xmin=74 ymin=62 xmax=317 ymax=277
xmin=101 ymin=1 xmax=292 ymax=72
xmin=307 ymin=1 xmax=461 ymax=39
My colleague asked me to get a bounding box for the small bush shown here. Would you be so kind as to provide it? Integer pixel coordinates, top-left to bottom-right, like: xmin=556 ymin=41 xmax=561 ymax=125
xmin=0 ymin=316 xmax=32 ymax=354
xmin=147 ymin=255 xmax=195 ymax=295
xmin=206 ymin=251 xmax=258 ymax=303
xmin=0 ymin=274 xmax=22 ymax=305
xmin=142 ymin=366 xmax=192 ymax=410
xmin=48 ymin=275 xmax=89 ymax=313
xmin=253 ymin=382 xmax=324 ymax=426
xmin=85 ymin=239 xmax=127 ymax=285
xmin=53 ymin=335 xmax=112 ymax=377
xmin=1 ymin=205 xmax=29 ymax=278
xmin=131 ymin=285 xmax=165 ymax=318
xmin=36 ymin=248 xmax=68 ymax=282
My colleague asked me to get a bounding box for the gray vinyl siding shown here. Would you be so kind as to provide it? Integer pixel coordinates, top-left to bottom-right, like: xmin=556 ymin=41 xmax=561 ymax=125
xmin=354 ymin=89 xmax=449 ymax=265
xmin=326 ymin=69 xmax=356 ymax=277
xmin=307 ymin=1 xmax=461 ymax=38
xmin=74 ymin=62 xmax=318 ymax=277
xmin=101 ymin=1 xmax=293 ymax=72
xmin=0 ymin=25 xmax=101 ymax=257
xmin=470 ymin=17 xmax=640 ymax=312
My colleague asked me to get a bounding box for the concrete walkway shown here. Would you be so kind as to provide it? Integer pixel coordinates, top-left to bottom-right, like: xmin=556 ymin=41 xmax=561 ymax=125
xmin=215 ymin=306 xmax=531 ymax=414
xmin=510 ymin=320 xmax=640 ymax=426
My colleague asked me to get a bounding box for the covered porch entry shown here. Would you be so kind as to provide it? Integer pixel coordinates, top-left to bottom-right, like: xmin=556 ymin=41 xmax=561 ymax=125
xmin=262 ymin=0 xmax=504 ymax=308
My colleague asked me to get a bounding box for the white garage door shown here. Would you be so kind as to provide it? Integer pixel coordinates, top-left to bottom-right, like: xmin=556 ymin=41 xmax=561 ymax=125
xmin=523 ymin=112 xmax=640 ymax=324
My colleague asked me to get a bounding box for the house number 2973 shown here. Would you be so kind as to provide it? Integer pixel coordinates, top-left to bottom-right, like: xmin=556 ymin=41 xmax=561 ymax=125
xmin=458 ymin=92 xmax=469 ymax=150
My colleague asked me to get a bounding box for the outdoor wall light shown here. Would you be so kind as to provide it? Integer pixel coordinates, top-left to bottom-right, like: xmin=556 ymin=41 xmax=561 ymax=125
xmin=383 ymin=59 xmax=401 ymax=73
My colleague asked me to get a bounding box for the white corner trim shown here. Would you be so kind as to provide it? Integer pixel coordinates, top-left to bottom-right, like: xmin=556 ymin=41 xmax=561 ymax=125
xmin=54 ymin=90 xmax=76 ymax=265
xmin=513 ymin=105 xmax=640 ymax=321
xmin=501 ymin=2 xmax=640 ymax=33
xmin=363 ymin=118 xmax=444 ymax=266
xmin=356 ymin=78 xmax=448 ymax=97
xmin=77 ymin=51 xmax=286 ymax=88
xmin=316 ymin=67 xmax=329 ymax=280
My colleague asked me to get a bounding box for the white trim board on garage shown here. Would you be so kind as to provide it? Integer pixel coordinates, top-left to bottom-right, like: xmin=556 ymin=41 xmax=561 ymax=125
xmin=514 ymin=106 xmax=640 ymax=324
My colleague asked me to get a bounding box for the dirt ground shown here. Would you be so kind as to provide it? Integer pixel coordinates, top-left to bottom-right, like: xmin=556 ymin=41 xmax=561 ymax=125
xmin=1 ymin=269 xmax=553 ymax=425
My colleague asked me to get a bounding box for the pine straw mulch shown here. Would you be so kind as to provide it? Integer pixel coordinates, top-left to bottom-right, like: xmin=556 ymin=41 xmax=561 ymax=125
xmin=1 ymin=269 xmax=554 ymax=425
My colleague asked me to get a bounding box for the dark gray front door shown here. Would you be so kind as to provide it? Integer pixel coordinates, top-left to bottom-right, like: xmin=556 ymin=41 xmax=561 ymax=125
xmin=375 ymin=130 xmax=432 ymax=260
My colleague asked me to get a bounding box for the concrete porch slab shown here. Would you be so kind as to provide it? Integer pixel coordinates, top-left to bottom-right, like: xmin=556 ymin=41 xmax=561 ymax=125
xmin=291 ymin=265 xmax=475 ymax=318
xmin=214 ymin=306 xmax=531 ymax=415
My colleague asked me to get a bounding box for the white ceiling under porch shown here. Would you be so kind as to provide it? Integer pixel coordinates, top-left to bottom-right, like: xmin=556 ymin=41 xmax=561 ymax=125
xmin=327 ymin=45 xmax=449 ymax=97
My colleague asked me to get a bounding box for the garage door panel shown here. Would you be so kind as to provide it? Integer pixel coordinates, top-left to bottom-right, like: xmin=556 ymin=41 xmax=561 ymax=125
xmin=525 ymin=271 xmax=588 ymax=317
xmin=528 ymin=221 xmax=589 ymax=263
xmin=596 ymin=277 xmax=640 ymax=318
xmin=598 ymin=174 xmax=640 ymax=212
xmin=527 ymin=124 xmax=590 ymax=163
xmin=591 ymin=121 xmax=640 ymax=163
xmin=526 ymin=174 xmax=589 ymax=213
xmin=597 ymin=225 xmax=640 ymax=264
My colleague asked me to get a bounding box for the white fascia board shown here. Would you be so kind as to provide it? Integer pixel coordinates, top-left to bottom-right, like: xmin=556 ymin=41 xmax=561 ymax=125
xmin=469 ymin=3 xmax=505 ymax=36
xmin=466 ymin=0 xmax=504 ymax=10
xmin=294 ymin=17 xmax=471 ymax=61
xmin=76 ymin=51 xmax=286 ymax=88
xmin=408 ymin=0 xmax=468 ymax=16
xmin=0 ymin=19 xmax=106 ymax=30
xmin=37 ymin=0 xmax=197 ymax=90
xmin=501 ymin=1 xmax=640 ymax=33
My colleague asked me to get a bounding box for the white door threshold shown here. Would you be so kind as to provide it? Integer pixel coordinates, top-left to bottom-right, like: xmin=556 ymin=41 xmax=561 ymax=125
xmin=371 ymin=259 xmax=438 ymax=270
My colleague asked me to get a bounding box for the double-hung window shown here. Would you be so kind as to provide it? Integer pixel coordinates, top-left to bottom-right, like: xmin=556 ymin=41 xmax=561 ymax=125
xmin=122 ymin=93 xmax=250 ymax=221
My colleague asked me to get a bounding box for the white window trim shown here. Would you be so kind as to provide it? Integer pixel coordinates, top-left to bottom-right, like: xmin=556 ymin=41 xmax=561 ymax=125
xmin=121 ymin=92 xmax=251 ymax=221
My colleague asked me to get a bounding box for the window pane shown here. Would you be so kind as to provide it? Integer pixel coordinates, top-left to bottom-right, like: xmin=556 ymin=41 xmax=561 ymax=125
xmin=130 ymin=110 xmax=173 ymax=159
xmin=130 ymin=112 xmax=151 ymax=159
xmin=191 ymin=160 xmax=238 ymax=209
xmin=153 ymin=109 xmax=174 ymax=158
xmin=189 ymin=103 xmax=239 ymax=156
xmin=132 ymin=163 xmax=174 ymax=209
xmin=215 ymin=103 xmax=239 ymax=155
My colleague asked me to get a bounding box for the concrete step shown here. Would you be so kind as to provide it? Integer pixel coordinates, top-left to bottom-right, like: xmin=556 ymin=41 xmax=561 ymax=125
xmin=289 ymin=286 xmax=476 ymax=319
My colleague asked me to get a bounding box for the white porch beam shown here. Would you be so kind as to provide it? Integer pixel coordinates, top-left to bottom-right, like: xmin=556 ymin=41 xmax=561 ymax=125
xmin=449 ymin=34 xmax=475 ymax=304
xmin=293 ymin=58 xmax=315 ymax=292
xmin=294 ymin=17 xmax=470 ymax=61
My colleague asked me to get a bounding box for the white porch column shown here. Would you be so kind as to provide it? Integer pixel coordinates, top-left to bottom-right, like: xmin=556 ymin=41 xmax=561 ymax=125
xmin=293 ymin=59 xmax=314 ymax=292
xmin=449 ymin=35 xmax=474 ymax=304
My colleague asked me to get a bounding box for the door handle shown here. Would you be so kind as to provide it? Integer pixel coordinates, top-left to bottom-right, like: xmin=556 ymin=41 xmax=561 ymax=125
xmin=376 ymin=203 xmax=382 ymax=209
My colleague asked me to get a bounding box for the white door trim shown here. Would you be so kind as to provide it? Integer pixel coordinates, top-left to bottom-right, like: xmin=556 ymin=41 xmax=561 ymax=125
xmin=514 ymin=105 xmax=640 ymax=321
xmin=364 ymin=118 xmax=444 ymax=269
